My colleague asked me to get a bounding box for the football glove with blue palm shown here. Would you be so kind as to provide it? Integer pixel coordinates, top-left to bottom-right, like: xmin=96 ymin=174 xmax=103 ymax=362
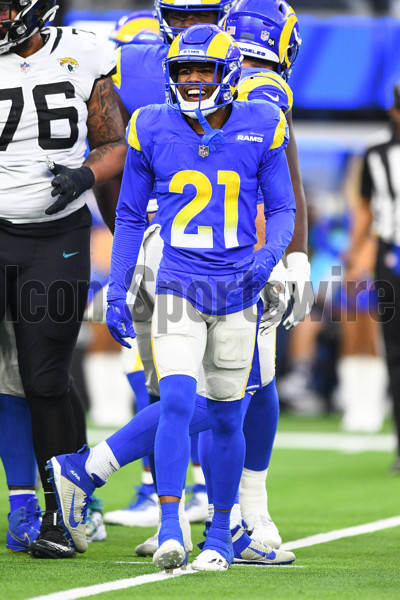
xmin=106 ymin=298 xmax=136 ymax=349
xmin=233 ymin=246 xmax=276 ymax=303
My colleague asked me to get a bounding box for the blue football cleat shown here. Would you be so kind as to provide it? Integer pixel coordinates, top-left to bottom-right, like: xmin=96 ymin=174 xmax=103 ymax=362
xmin=6 ymin=497 xmax=42 ymax=553
xmin=46 ymin=445 xmax=98 ymax=554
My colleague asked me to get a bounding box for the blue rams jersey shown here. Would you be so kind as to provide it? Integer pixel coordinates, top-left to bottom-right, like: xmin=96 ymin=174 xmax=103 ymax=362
xmin=238 ymin=68 xmax=293 ymax=115
xmin=109 ymin=100 xmax=295 ymax=315
xmin=112 ymin=43 xmax=167 ymax=115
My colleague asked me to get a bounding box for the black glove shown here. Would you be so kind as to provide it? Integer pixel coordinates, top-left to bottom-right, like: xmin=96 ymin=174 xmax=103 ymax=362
xmin=46 ymin=162 xmax=95 ymax=215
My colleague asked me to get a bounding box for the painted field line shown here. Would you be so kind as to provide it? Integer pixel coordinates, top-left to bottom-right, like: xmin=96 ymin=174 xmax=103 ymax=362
xmin=113 ymin=561 xmax=305 ymax=568
xmin=281 ymin=515 xmax=400 ymax=551
xmin=275 ymin=432 xmax=396 ymax=453
xmin=26 ymin=568 xmax=197 ymax=600
xmin=25 ymin=516 xmax=400 ymax=600
xmin=87 ymin=429 xmax=396 ymax=453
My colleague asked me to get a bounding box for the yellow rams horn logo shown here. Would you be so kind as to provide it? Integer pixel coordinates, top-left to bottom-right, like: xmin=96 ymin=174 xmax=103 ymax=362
xmin=58 ymin=57 xmax=79 ymax=73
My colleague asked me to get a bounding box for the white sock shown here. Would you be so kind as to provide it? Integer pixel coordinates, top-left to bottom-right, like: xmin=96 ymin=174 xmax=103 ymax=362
xmin=178 ymin=490 xmax=186 ymax=517
xmin=192 ymin=465 xmax=205 ymax=486
xmin=85 ymin=441 xmax=121 ymax=483
xmin=239 ymin=468 xmax=269 ymax=521
xmin=208 ymin=503 xmax=214 ymax=522
xmin=9 ymin=490 xmax=36 ymax=496
xmin=229 ymin=503 xmax=242 ymax=529
xmin=141 ymin=470 xmax=154 ymax=486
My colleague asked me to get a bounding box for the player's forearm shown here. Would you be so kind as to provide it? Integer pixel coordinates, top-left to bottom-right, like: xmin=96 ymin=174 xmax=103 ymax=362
xmin=86 ymin=76 xmax=128 ymax=183
xmin=285 ymin=174 xmax=308 ymax=255
xmin=84 ymin=142 xmax=127 ymax=184
xmin=285 ymin=117 xmax=308 ymax=255
xmin=108 ymin=214 xmax=146 ymax=301
xmin=93 ymin=174 xmax=123 ymax=234
xmin=264 ymin=208 xmax=296 ymax=266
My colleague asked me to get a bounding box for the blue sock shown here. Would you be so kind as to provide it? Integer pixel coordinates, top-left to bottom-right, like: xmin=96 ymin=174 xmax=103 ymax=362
xmin=0 ymin=394 xmax=37 ymax=487
xmin=198 ymin=429 xmax=213 ymax=502
xmin=155 ymin=375 xmax=197 ymax=497
xmin=9 ymin=491 xmax=36 ymax=514
xmin=199 ymin=393 xmax=252 ymax=505
xmin=191 ymin=433 xmax=200 ymax=464
xmin=205 ymin=509 xmax=232 ymax=560
xmin=243 ymin=379 xmax=279 ymax=471
xmin=127 ymin=370 xmax=151 ymax=471
xmin=127 ymin=371 xmax=149 ymax=413
xmin=105 ymin=390 xmax=209 ymax=468
xmin=208 ymin=398 xmax=245 ymax=511
xmin=159 ymin=501 xmax=182 ymax=546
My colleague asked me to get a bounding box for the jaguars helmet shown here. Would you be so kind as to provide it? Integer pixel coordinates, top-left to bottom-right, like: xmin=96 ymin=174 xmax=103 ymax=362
xmin=109 ymin=10 xmax=162 ymax=47
xmin=155 ymin=0 xmax=234 ymax=45
xmin=164 ymin=23 xmax=242 ymax=118
xmin=224 ymin=0 xmax=301 ymax=80
xmin=0 ymin=0 xmax=58 ymax=55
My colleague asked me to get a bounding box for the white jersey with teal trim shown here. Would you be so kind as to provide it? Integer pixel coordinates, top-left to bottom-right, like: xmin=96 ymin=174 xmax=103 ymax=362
xmin=0 ymin=27 xmax=117 ymax=223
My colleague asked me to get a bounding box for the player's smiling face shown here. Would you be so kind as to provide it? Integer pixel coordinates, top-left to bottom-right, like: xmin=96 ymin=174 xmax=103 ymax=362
xmin=177 ymin=62 xmax=220 ymax=103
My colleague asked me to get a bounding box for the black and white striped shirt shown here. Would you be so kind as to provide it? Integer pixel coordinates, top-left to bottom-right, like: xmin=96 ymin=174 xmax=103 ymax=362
xmin=361 ymin=138 xmax=400 ymax=245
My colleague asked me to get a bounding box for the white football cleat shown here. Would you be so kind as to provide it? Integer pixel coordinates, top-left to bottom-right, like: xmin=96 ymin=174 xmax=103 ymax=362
xmin=192 ymin=550 xmax=230 ymax=572
xmin=104 ymin=486 xmax=159 ymax=527
xmin=135 ymin=531 xmax=158 ymax=556
xmin=185 ymin=485 xmax=209 ymax=523
xmin=153 ymin=539 xmax=187 ymax=572
xmin=246 ymin=514 xmax=282 ymax=549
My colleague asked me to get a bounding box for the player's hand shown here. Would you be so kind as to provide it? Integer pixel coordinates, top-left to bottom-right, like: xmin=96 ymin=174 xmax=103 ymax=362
xmin=233 ymin=247 xmax=275 ymax=302
xmin=106 ymin=298 xmax=136 ymax=349
xmin=259 ymin=275 xmax=290 ymax=336
xmin=45 ymin=160 xmax=95 ymax=215
xmin=282 ymin=252 xmax=314 ymax=330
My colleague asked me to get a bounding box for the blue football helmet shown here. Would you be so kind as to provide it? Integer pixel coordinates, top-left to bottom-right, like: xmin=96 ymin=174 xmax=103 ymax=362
xmin=155 ymin=0 xmax=234 ymax=45
xmin=109 ymin=10 xmax=162 ymax=47
xmin=0 ymin=0 xmax=58 ymax=55
xmin=224 ymin=0 xmax=301 ymax=80
xmin=164 ymin=23 xmax=242 ymax=118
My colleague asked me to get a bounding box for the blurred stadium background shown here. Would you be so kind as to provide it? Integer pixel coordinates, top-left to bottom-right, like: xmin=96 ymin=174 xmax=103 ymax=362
xmin=53 ymin=0 xmax=400 ymax=444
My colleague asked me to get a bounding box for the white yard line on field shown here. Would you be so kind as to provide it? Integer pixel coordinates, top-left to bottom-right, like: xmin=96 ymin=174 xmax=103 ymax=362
xmin=87 ymin=429 xmax=396 ymax=453
xmin=281 ymin=515 xmax=400 ymax=551
xmin=25 ymin=516 xmax=400 ymax=600
xmin=25 ymin=568 xmax=197 ymax=600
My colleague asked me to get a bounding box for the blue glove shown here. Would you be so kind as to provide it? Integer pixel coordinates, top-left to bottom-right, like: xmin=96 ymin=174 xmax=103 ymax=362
xmin=106 ymin=298 xmax=136 ymax=349
xmin=46 ymin=160 xmax=95 ymax=215
xmin=233 ymin=247 xmax=276 ymax=302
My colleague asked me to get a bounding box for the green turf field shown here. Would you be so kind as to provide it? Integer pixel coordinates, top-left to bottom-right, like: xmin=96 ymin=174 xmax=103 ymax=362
xmin=1 ymin=415 xmax=399 ymax=600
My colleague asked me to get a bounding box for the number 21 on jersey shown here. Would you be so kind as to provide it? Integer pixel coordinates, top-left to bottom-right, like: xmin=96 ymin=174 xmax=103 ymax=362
xmin=170 ymin=170 xmax=240 ymax=249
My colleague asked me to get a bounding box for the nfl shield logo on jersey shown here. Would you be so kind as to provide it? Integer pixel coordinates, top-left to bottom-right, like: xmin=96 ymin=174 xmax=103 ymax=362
xmin=261 ymin=31 xmax=270 ymax=42
xmin=198 ymin=145 xmax=209 ymax=158
xmin=20 ymin=62 xmax=30 ymax=74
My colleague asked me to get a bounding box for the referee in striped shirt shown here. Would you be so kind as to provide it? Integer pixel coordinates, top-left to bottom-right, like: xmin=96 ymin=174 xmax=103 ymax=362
xmin=348 ymin=83 xmax=400 ymax=471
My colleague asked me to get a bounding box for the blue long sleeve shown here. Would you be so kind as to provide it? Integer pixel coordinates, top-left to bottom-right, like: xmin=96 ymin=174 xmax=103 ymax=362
xmin=259 ymin=146 xmax=296 ymax=269
xmin=108 ymin=147 xmax=154 ymax=301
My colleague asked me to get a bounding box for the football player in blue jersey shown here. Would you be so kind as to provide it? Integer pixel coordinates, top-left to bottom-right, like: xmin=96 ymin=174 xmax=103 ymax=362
xmin=96 ymin=0 xmax=312 ymax=551
xmin=96 ymin=0 xmax=236 ymax=536
xmin=47 ymin=24 xmax=297 ymax=572
xmin=207 ymin=0 xmax=313 ymax=548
